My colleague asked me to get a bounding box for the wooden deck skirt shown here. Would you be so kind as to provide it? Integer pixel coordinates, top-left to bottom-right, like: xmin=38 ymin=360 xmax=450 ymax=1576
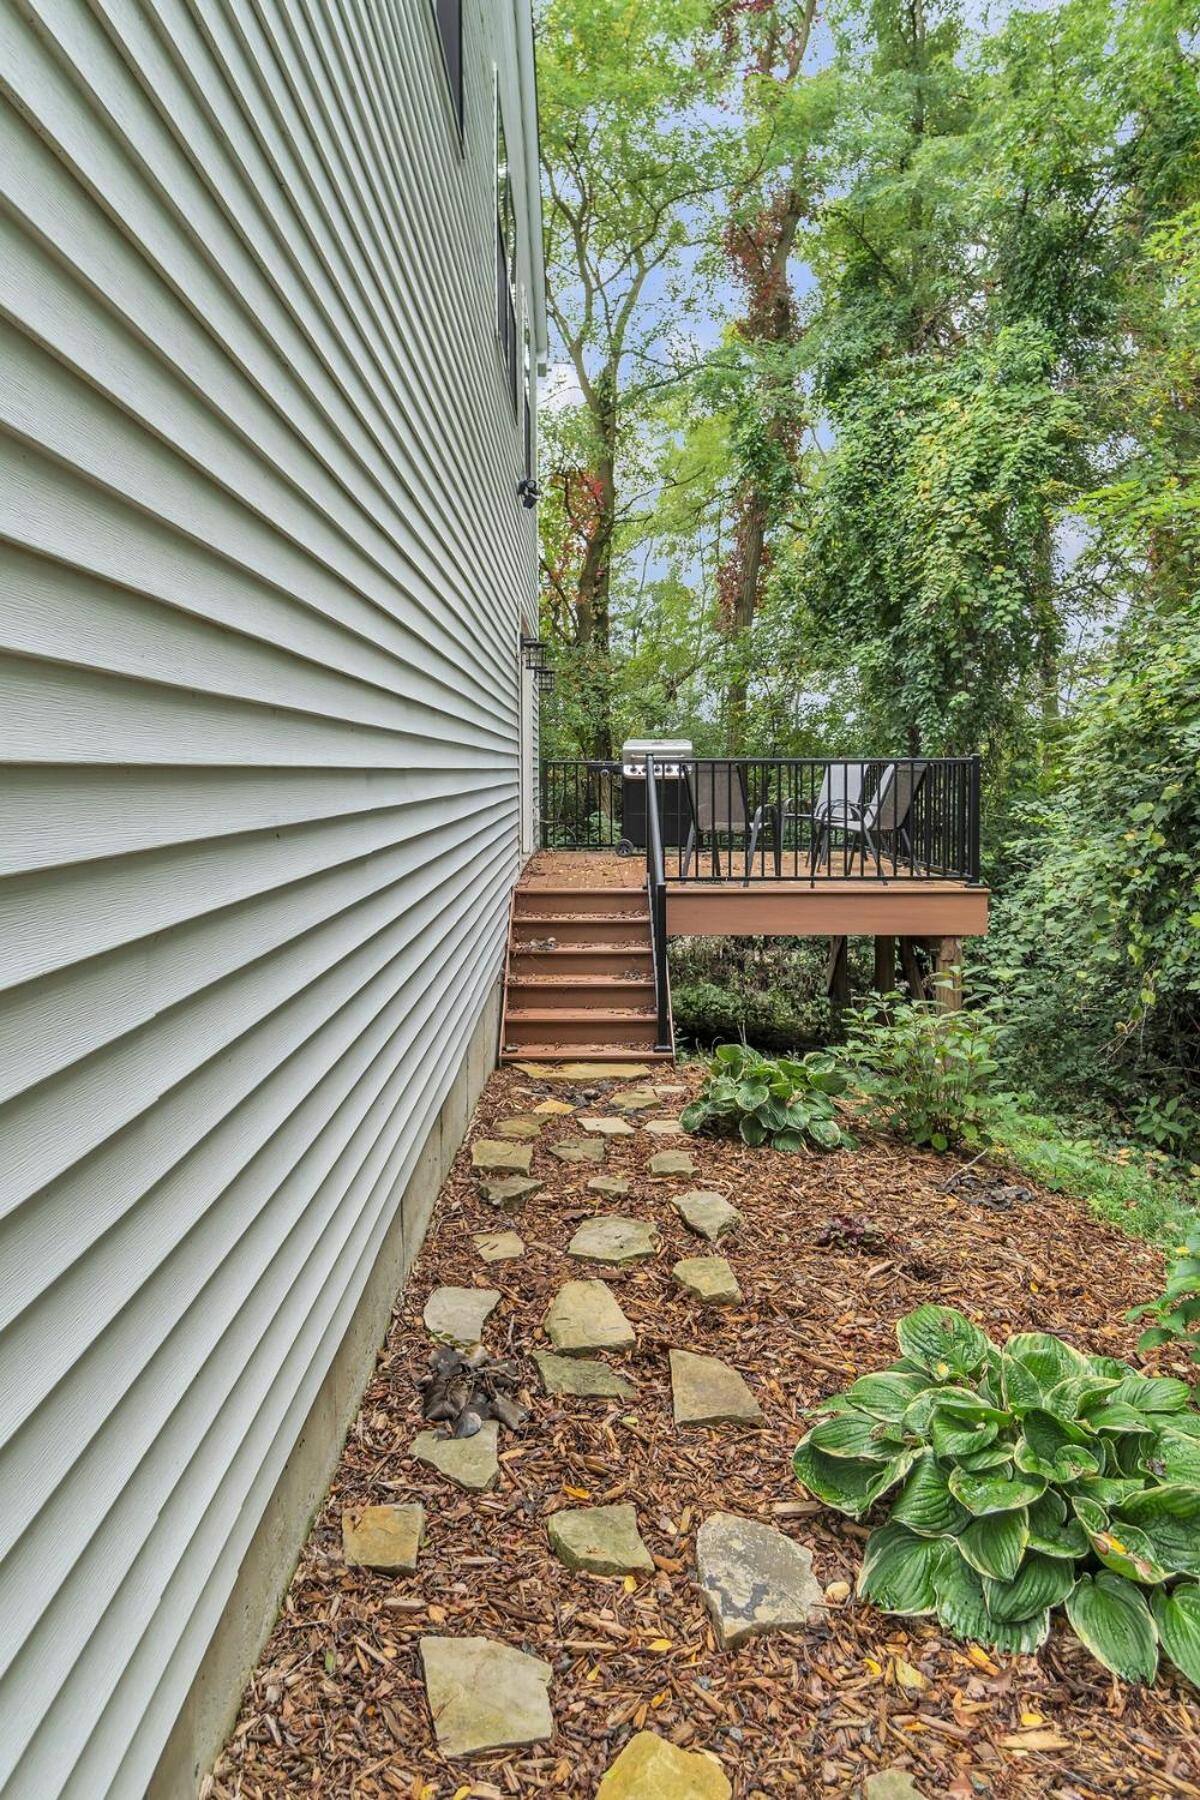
xmin=664 ymin=877 xmax=989 ymax=939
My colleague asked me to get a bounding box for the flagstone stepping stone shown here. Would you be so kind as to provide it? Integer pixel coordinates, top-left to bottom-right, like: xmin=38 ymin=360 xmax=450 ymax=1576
xmin=533 ymin=1097 xmax=575 ymax=1114
xmin=495 ymin=1114 xmax=543 ymax=1139
xmin=654 ymin=1084 xmax=688 ymax=1097
xmin=535 ymin=1061 xmax=651 ymax=1081
xmin=472 ymin=1139 xmax=532 ymax=1174
xmin=865 ymin=1774 xmax=927 ymax=1800
xmin=423 ymin=1285 xmax=500 ymax=1346
xmin=545 ymin=1280 xmax=636 ymax=1354
xmin=412 ymin=1421 xmax=500 ymax=1491
xmin=642 ymin=1117 xmax=687 ymax=1136
xmin=597 ymin=1732 xmax=731 ymax=1799
xmin=568 ymin=1215 xmax=660 ymax=1265
xmin=612 ymin=1087 xmax=661 ymax=1111
xmin=534 ymin=1350 xmax=635 ymax=1399
xmin=549 ymin=1137 xmax=606 ymax=1164
xmin=479 ymin=1174 xmax=542 ymax=1211
xmin=548 ymin=1502 xmax=654 ymax=1575
xmin=342 ymin=1502 xmax=424 ymax=1572
xmin=669 ymin=1349 xmax=763 ymax=1427
xmin=579 ymin=1115 xmax=635 ymax=1136
xmin=419 ymin=1635 xmax=553 ymax=1757
xmin=695 ymin=1511 xmax=823 ymax=1648
xmin=588 ymin=1174 xmax=631 ymax=1197
xmin=648 ymin=1149 xmax=698 ymax=1178
xmin=514 ymin=1061 xmax=557 ymax=1077
xmin=473 ymin=1229 xmax=525 ymax=1263
xmin=672 ymin=1255 xmax=742 ymax=1306
xmin=674 ymin=1191 xmax=742 ymax=1242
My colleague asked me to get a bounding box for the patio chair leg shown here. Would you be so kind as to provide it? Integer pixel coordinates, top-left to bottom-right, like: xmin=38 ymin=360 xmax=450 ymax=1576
xmin=682 ymin=826 xmax=695 ymax=881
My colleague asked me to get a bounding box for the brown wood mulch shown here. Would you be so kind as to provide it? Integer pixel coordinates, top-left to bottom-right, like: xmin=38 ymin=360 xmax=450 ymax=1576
xmin=212 ymin=1064 xmax=1200 ymax=1800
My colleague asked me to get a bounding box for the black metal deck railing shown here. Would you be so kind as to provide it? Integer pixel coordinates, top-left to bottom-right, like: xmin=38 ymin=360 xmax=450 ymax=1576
xmin=540 ymin=755 xmax=981 ymax=884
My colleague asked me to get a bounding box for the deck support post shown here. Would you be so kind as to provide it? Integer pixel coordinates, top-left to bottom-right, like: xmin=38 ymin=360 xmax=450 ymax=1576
xmin=898 ymin=935 xmax=926 ymax=1001
xmin=932 ymin=936 xmax=964 ymax=1011
xmin=826 ymin=935 xmax=851 ymax=1019
xmin=872 ymin=935 xmax=895 ymax=997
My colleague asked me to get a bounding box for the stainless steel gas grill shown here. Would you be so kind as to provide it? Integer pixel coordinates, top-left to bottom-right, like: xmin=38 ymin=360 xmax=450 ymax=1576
xmin=618 ymin=738 xmax=693 ymax=854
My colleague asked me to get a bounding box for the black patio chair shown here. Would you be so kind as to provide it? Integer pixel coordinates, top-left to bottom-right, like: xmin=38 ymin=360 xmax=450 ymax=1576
xmin=810 ymin=760 xmax=928 ymax=878
xmin=680 ymin=762 xmax=778 ymax=883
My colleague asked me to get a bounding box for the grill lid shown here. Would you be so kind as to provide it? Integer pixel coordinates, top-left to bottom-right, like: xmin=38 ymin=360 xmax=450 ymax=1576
xmin=621 ymin=737 xmax=693 ymax=770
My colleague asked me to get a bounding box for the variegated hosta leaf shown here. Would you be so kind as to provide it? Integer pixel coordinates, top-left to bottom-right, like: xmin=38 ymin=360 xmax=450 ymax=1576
xmin=1152 ymin=1585 xmax=1200 ymax=1689
xmin=1000 ymin=1353 xmax=1046 ymax=1414
xmin=1072 ymin=1476 xmax=1147 ymax=1510
xmin=1088 ymin=1521 xmax=1170 ymax=1585
xmin=1072 ymin=1494 xmax=1110 ymax=1537
xmin=931 ymin=1411 xmax=1000 ymax=1461
xmin=808 ymin=1410 xmax=903 ymax=1462
xmin=1027 ymin=1512 xmax=1090 ymax=1560
xmin=1015 ymin=1408 xmax=1099 ymax=1483
xmin=792 ymin=1439 xmax=916 ymax=1517
xmin=1117 ymin=1486 xmax=1200 ymax=1577
xmin=983 ymin=1551 xmax=1077 ymax=1624
xmin=857 ymin=1522 xmax=952 ymax=1615
xmin=1005 ymin=1331 xmax=1093 ymax=1394
xmin=896 ymin=1305 xmax=989 ymax=1382
xmin=1043 ymin=1374 xmax=1119 ymax=1421
xmin=934 ymin=1553 xmax=1052 ymax=1655
xmin=955 ymin=1443 xmax=1015 ymax=1473
xmin=1084 ymin=1402 xmax=1155 ymax=1435
xmin=1148 ymin=1430 xmax=1200 ymax=1486
xmin=842 ymin=1369 xmax=930 ymax=1421
xmin=891 ymin=1453 xmax=971 ymax=1537
xmin=956 ymin=1507 xmax=1028 ymax=1582
xmin=948 ymin=1466 xmax=1047 ymax=1516
xmin=1107 ymin=1374 xmax=1191 ymax=1414
xmin=1066 ymin=1573 xmax=1159 ymax=1684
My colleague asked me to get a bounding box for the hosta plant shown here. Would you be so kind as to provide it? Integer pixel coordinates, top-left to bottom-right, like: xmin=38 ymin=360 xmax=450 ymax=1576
xmin=680 ymin=1044 xmax=854 ymax=1152
xmin=793 ymin=1304 xmax=1200 ymax=1686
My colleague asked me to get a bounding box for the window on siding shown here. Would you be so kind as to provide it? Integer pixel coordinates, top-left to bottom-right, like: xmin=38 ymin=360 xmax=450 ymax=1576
xmin=431 ymin=0 xmax=463 ymax=133
xmin=495 ymin=79 xmax=518 ymax=410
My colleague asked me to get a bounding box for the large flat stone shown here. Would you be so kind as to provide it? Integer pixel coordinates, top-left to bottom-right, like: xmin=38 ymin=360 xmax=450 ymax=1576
xmin=568 ymin=1215 xmax=660 ymax=1265
xmin=473 ymin=1229 xmax=525 ymax=1263
xmin=669 ymin=1350 xmax=763 ymax=1427
xmin=648 ymin=1149 xmax=699 ymax=1178
xmin=419 ymin=1635 xmax=553 ymax=1757
xmin=534 ymin=1351 xmax=635 ymax=1399
xmin=544 ymin=1280 xmax=636 ymax=1355
xmin=342 ymin=1502 xmax=424 ymax=1573
xmin=672 ymin=1255 xmax=742 ymax=1306
xmin=495 ymin=1114 xmax=543 ymax=1139
xmin=531 ymin=1061 xmax=652 ymax=1081
xmin=579 ymin=1115 xmax=636 ymax=1136
xmin=412 ymin=1421 xmax=500 ymax=1491
xmin=548 ymin=1502 xmax=654 ymax=1575
xmin=597 ymin=1732 xmax=731 ymax=1799
xmin=588 ymin=1174 xmax=631 ymax=1197
xmin=479 ymin=1174 xmax=542 ymax=1211
xmin=611 ymin=1087 xmax=661 ymax=1112
xmin=533 ymin=1098 xmax=576 ymax=1115
xmin=674 ymin=1191 xmax=741 ymax=1242
xmin=423 ymin=1285 xmax=500 ymax=1346
xmin=696 ymin=1512 xmax=823 ymax=1648
xmin=472 ymin=1139 xmax=532 ymax=1174
xmin=642 ymin=1118 xmax=686 ymax=1136
xmin=549 ymin=1137 xmax=607 ymax=1164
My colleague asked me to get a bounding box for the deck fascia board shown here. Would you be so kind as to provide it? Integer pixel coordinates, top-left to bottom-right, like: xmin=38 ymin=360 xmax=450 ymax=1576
xmin=664 ymin=881 xmax=990 ymax=938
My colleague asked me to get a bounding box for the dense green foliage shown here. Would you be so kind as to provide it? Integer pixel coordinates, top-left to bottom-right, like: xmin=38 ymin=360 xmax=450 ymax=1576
xmin=846 ymin=994 xmax=1000 ymax=1151
xmin=794 ymin=1305 xmax=1200 ymax=1685
xmin=680 ymin=1043 xmax=854 ymax=1151
xmin=1129 ymin=1224 xmax=1200 ymax=1368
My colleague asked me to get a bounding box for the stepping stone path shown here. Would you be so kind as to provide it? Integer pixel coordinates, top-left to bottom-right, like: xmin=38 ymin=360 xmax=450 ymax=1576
xmin=611 ymin=1087 xmax=661 ymax=1111
xmin=419 ymin=1635 xmax=553 ymax=1757
xmin=865 ymin=1774 xmax=927 ymax=1800
xmin=673 ymin=1255 xmax=742 ymax=1306
xmin=649 ymin=1148 xmax=698 ymax=1178
xmin=342 ymin=1502 xmax=424 ymax=1572
xmin=548 ymin=1502 xmax=654 ymax=1575
xmin=472 ymin=1139 xmax=532 ymax=1174
xmin=473 ymin=1229 xmax=524 ymax=1263
xmin=669 ymin=1349 xmax=763 ymax=1427
xmin=544 ymin=1280 xmax=636 ymax=1354
xmin=579 ymin=1115 xmax=635 ymax=1136
xmin=568 ymin=1215 xmax=660 ymax=1265
xmin=549 ymin=1137 xmax=607 ymax=1164
xmin=423 ymin=1285 xmax=499 ymax=1346
xmin=597 ymin=1732 xmax=731 ymax=1799
xmin=695 ymin=1512 xmax=823 ymax=1648
xmin=495 ymin=1114 xmax=542 ymax=1139
xmin=534 ymin=1350 xmax=635 ymax=1399
xmin=412 ymin=1421 xmax=499 ymax=1491
xmin=517 ymin=1061 xmax=650 ymax=1080
xmin=588 ymin=1174 xmax=631 ymax=1197
xmin=642 ymin=1118 xmax=686 ymax=1136
xmin=533 ymin=1097 xmax=575 ymax=1114
xmin=674 ymin=1190 xmax=741 ymax=1242
xmin=480 ymin=1174 xmax=542 ymax=1211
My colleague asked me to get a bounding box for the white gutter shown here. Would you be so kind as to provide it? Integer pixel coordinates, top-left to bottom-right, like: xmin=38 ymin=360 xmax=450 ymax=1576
xmin=514 ymin=0 xmax=548 ymax=370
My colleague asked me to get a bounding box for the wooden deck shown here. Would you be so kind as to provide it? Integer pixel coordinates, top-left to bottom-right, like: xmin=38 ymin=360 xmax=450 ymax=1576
xmin=523 ymin=851 xmax=989 ymax=939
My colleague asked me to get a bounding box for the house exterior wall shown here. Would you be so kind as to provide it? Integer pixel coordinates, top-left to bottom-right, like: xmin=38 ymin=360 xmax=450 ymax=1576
xmin=0 ymin=2 xmax=543 ymax=1794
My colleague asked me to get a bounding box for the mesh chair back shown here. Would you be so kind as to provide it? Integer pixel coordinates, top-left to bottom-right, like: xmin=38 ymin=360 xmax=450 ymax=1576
xmin=816 ymin=762 xmax=867 ymax=818
xmin=869 ymin=761 xmax=927 ymax=831
xmin=686 ymin=762 xmax=749 ymax=834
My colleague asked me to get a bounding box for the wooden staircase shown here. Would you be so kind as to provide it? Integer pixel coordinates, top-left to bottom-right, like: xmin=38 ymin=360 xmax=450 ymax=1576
xmin=500 ymin=881 xmax=674 ymax=1062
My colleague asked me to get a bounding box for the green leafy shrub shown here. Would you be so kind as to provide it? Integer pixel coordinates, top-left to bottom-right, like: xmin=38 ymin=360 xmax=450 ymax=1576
xmin=671 ymin=980 xmax=830 ymax=1054
xmin=845 ymin=993 xmax=999 ymax=1151
xmin=793 ymin=1304 xmax=1200 ymax=1686
xmin=680 ymin=1044 xmax=854 ymax=1152
xmin=1129 ymin=1225 xmax=1200 ymax=1368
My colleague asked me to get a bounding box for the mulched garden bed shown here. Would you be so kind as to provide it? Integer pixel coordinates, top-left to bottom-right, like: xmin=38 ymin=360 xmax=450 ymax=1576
xmin=213 ymin=1064 xmax=1200 ymax=1800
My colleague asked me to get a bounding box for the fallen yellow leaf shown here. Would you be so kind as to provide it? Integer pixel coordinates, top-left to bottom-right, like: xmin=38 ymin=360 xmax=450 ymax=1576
xmin=893 ymin=1657 xmax=929 ymax=1692
xmin=647 ymin=1637 xmax=673 ymax=1653
xmin=967 ymin=1645 xmax=1000 ymax=1675
xmin=864 ymin=1655 xmax=884 ymax=1678
xmin=623 ymin=1574 xmax=637 ymax=1593
xmin=1020 ymin=1711 xmax=1046 ymax=1727
xmin=564 ymin=1486 xmax=591 ymax=1500
xmin=1001 ymin=1729 xmax=1071 ymax=1751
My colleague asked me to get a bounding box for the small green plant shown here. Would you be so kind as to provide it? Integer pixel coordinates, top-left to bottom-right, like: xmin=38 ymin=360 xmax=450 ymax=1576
xmin=793 ymin=1304 xmax=1200 ymax=1687
xmin=680 ymin=1043 xmax=854 ymax=1152
xmin=845 ymin=990 xmax=999 ymax=1151
xmin=1128 ymin=1225 xmax=1200 ymax=1368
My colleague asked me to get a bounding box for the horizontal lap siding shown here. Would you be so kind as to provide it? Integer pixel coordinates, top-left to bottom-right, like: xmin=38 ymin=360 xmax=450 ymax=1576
xmin=0 ymin=0 xmax=537 ymax=1793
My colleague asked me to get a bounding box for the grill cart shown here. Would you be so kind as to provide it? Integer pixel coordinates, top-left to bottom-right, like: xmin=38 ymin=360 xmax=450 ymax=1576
xmin=618 ymin=738 xmax=693 ymax=855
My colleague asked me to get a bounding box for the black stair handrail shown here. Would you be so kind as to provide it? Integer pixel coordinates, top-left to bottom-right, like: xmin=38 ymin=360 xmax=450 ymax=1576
xmin=644 ymin=756 xmax=672 ymax=1053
